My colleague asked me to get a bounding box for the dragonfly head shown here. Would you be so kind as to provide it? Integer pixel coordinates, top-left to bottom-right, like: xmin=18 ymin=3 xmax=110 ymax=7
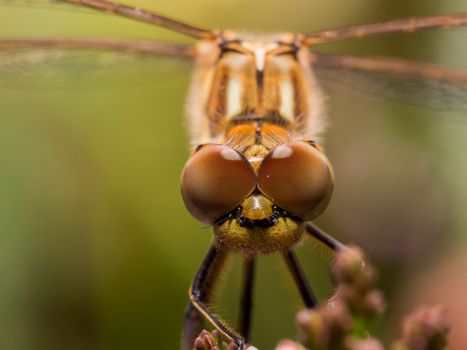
xmin=180 ymin=140 xmax=334 ymax=254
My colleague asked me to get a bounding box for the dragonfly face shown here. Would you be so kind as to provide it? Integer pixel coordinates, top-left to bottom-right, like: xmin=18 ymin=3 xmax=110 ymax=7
xmin=181 ymin=33 xmax=333 ymax=253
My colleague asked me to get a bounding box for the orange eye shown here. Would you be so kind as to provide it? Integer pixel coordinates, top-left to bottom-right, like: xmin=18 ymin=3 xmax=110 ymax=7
xmin=257 ymin=141 xmax=333 ymax=220
xmin=181 ymin=144 xmax=256 ymax=224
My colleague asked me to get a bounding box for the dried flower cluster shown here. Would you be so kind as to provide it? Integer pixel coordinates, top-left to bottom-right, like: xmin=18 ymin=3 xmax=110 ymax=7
xmin=391 ymin=306 xmax=449 ymax=350
xmin=281 ymin=246 xmax=385 ymax=350
xmin=193 ymin=330 xmax=258 ymax=350
xmin=193 ymin=330 xmax=234 ymax=350
xmin=192 ymin=246 xmax=449 ymax=350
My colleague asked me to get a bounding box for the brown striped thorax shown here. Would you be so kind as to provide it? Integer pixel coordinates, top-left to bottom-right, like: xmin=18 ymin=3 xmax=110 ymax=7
xmin=181 ymin=32 xmax=334 ymax=254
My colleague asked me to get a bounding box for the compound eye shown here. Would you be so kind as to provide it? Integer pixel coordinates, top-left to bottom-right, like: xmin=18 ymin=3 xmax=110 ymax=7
xmin=257 ymin=142 xmax=334 ymax=220
xmin=181 ymin=144 xmax=256 ymax=225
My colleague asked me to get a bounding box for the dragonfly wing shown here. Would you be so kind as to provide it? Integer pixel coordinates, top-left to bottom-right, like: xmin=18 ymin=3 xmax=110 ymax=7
xmin=0 ymin=37 xmax=194 ymax=89
xmin=303 ymin=14 xmax=467 ymax=46
xmin=310 ymin=52 xmax=467 ymax=112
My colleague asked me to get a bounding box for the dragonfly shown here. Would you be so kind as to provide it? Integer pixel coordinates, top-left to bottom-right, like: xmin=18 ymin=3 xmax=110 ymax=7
xmin=1 ymin=1 xmax=467 ymax=349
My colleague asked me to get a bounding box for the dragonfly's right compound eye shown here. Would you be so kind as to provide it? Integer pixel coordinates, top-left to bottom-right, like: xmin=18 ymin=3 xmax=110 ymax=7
xmin=257 ymin=141 xmax=334 ymax=221
xmin=181 ymin=144 xmax=256 ymax=225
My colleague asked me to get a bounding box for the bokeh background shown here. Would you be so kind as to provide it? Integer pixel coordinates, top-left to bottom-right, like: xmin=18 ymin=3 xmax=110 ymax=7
xmin=1 ymin=0 xmax=467 ymax=349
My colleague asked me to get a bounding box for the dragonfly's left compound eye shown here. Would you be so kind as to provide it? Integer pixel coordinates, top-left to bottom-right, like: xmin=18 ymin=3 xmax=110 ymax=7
xmin=181 ymin=144 xmax=256 ymax=225
xmin=257 ymin=141 xmax=334 ymax=221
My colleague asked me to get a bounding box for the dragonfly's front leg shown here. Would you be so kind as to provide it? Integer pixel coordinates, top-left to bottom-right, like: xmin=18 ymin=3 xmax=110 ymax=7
xmin=304 ymin=222 xmax=347 ymax=254
xmin=182 ymin=242 xmax=245 ymax=350
xmin=282 ymin=250 xmax=318 ymax=308
xmin=281 ymin=222 xmax=348 ymax=305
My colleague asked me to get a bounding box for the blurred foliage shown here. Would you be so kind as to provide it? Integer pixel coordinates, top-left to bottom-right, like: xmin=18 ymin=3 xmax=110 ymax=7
xmin=0 ymin=0 xmax=467 ymax=349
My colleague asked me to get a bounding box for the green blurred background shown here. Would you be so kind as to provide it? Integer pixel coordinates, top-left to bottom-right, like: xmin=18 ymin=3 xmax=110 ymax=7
xmin=1 ymin=0 xmax=467 ymax=349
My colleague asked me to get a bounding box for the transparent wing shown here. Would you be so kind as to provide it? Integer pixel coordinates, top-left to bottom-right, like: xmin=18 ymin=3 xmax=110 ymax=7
xmin=303 ymin=14 xmax=467 ymax=46
xmin=0 ymin=38 xmax=194 ymax=90
xmin=0 ymin=0 xmax=94 ymax=13
xmin=311 ymin=52 xmax=467 ymax=112
xmin=0 ymin=0 xmax=215 ymax=39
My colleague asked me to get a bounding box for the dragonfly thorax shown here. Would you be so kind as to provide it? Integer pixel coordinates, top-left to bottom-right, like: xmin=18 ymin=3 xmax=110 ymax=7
xmin=187 ymin=33 xmax=327 ymax=148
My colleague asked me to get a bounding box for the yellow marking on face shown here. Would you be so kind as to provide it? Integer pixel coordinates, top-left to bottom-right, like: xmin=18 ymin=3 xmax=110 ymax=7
xmin=215 ymin=217 xmax=303 ymax=254
xmin=241 ymin=195 xmax=274 ymax=220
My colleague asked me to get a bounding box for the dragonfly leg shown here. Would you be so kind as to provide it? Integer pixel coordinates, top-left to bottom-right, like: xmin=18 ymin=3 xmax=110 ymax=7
xmin=182 ymin=243 xmax=245 ymax=350
xmin=304 ymin=222 xmax=347 ymax=253
xmin=238 ymin=257 xmax=255 ymax=342
xmin=282 ymin=250 xmax=318 ymax=308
